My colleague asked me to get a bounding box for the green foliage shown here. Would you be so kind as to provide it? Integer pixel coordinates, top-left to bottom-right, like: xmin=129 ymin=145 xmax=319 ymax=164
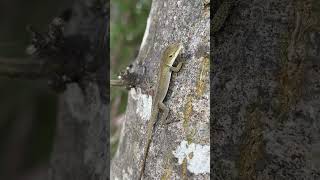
xmin=111 ymin=0 xmax=151 ymax=75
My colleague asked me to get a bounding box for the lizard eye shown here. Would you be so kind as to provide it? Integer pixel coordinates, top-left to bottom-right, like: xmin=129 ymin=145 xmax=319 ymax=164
xmin=169 ymin=55 xmax=173 ymax=57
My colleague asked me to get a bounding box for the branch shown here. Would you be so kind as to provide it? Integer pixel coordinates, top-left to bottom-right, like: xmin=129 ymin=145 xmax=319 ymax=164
xmin=0 ymin=57 xmax=45 ymax=79
xmin=110 ymin=79 xmax=126 ymax=86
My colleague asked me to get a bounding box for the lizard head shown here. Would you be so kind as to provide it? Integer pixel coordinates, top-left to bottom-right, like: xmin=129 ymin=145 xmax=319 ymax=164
xmin=163 ymin=43 xmax=183 ymax=66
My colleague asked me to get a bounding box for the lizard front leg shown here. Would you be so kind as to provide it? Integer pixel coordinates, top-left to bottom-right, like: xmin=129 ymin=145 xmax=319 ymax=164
xmin=170 ymin=62 xmax=183 ymax=72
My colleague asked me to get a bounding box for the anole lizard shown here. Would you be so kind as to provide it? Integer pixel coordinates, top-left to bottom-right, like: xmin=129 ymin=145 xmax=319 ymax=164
xmin=138 ymin=43 xmax=183 ymax=179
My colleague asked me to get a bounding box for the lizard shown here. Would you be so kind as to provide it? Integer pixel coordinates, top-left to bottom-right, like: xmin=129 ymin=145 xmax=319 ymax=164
xmin=138 ymin=43 xmax=183 ymax=180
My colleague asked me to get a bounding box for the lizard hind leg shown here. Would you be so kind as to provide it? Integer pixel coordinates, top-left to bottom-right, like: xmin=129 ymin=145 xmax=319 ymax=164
xmin=159 ymin=102 xmax=169 ymax=127
xmin=159 ymin=102 xmax=181 ymax=125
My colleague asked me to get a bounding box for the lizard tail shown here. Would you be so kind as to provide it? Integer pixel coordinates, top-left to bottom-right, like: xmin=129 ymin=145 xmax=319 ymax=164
xmin=138 ymin=108 xmax=159 ymax=180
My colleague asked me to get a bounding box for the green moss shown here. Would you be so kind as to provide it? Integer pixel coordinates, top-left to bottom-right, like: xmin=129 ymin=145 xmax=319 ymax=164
xmin=161 ymin=153 xmax=174 ymax=180
xmin=196 ymin=57 xmax=209 ymax=97
xmin=183 ymin=96 xmax=196 ymax=144
xmin=183 ymin=96 xmax=193 ymax=129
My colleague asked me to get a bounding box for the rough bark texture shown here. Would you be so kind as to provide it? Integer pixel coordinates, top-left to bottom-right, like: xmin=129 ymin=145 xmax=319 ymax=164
xmin=50 ymin=83 xmax=109 ymax=180
xmin=47 ymin=0 xmax=109 ymax=180
xmin=111 ymin=0 xmax=210 ymax=179
xmin=212 ymin=0 xmax=320 ymax=179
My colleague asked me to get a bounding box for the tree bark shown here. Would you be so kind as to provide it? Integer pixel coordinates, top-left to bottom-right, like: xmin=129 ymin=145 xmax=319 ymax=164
xmin=111 ymin=0 xmax=210 ymax=179
xmin=212 ymin=0 xmax=320 ymax=179
xmin=47 ymin=0 xmax=110 ymax=180
xmin=49 ymin=83 xmax=109 ymax=180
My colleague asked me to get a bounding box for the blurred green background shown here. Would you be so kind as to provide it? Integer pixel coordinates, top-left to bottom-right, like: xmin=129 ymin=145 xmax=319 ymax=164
xmin=110 ymin=0 xmax=151 ymax=157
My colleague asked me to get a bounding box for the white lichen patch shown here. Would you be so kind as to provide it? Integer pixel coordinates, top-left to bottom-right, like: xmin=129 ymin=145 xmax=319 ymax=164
xmin=130 ymin=88 xmax=152 ymax=121
xmin=177 ymin=1 xmax=182 ymax=7
xmin=121 ymin=168 xmax=133 ymax=180
xmin=172 ymin=140 xmax=210 ymax=175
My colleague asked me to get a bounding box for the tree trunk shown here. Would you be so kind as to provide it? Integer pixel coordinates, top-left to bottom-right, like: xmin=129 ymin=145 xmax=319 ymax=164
xmin=212 ymin=0 xmax=320 ymax=179
xmin=111 ymin=0 xmax=210 ymax=179
xmin=47 ymin=0 xmax=110 ymax=179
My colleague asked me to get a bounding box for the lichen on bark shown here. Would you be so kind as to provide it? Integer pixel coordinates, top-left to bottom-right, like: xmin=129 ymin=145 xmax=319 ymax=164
xmin=111 ymin=0 xmax=210 ymax=179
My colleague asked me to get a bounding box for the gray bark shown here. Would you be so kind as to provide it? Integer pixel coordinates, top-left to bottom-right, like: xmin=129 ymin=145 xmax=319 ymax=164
xmin=47 ymin=0 xmax=109 ymax=180
xmin=111 ymin=0 xmax=210 ymax=179
xmin=212 ymin=0 xmax=320 ymax=179
xmin=49 ymin=83 xmax=109 ymax=180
